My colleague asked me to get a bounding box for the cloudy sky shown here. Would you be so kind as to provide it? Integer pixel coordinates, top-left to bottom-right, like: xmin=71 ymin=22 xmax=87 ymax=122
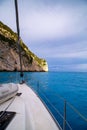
xmin=0 ymin=0 xmax=87 ymax=71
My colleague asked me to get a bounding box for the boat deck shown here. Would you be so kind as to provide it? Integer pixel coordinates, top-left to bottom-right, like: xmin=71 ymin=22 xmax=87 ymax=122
xmin=0 ymin=83 xmax=60 ymax=130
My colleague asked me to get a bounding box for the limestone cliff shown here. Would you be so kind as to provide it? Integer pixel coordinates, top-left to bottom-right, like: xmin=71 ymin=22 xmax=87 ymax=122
xmin=0 ymin=21 xmax=48 ymax=72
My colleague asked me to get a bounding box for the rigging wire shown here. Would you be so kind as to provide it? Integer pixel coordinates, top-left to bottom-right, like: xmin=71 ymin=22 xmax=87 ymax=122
xmin=38 ymin=90 xmax=72 ymax=130
xmin=0 ymin=96 xmax=16 ymax=118
xmin=14 ymin=0 xmax=23 ymax=79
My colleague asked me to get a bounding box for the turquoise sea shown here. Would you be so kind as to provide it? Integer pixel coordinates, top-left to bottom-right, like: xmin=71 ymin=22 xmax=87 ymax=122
xmin=0 ymin=72 xmax=87 ymax=130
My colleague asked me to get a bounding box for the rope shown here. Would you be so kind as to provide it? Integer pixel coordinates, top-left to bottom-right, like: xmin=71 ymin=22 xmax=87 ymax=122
xmin=0 ymin=96 xmax=15 ymax=118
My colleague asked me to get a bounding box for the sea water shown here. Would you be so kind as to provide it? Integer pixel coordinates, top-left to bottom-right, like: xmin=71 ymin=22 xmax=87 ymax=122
xmin=0 ymin=72 xmax=87 ymax=130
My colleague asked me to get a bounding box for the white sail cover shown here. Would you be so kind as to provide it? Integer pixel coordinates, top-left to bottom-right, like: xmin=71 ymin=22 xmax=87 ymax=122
xmin=0 ymin=83 xmax=18 ymax=104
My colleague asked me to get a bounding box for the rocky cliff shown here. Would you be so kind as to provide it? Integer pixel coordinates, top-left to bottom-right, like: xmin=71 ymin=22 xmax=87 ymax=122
xmin=0 ymin=21 xmax=48 ymax=72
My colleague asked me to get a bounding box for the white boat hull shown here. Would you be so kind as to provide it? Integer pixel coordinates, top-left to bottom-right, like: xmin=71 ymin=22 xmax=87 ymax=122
xmin=0 ymin=83 xmax=60 ymax=130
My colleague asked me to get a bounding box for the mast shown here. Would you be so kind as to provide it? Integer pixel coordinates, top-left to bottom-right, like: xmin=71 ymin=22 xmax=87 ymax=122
xmin=14 ymin=0 xmax=23 ymax=78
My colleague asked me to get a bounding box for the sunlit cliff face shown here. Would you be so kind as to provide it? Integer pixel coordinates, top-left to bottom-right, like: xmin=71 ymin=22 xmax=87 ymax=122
xmin=0 ymin=21 xmax=48 ymax=72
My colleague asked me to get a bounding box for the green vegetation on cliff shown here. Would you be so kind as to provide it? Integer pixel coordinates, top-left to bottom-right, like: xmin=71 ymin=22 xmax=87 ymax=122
xmin=0 ymin=21 xmax=48 ymax=71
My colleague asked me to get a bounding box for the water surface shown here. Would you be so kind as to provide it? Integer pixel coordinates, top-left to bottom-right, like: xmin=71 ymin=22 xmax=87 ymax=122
xmin=0 ymin=72 xmax=87 ymax=130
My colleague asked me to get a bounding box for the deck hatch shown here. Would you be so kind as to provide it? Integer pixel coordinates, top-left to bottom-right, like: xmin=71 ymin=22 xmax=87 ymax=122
xmin=0 ymin=111 xmax=16 ymax=130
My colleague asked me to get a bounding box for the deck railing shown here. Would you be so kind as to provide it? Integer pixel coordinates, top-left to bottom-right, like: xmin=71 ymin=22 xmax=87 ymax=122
xmin=37 ymin=88 xmax=72 ymax=130
xmin=0 ymin=73 xmax=87 ymax=130
xmin=29 ymin=80 xmax=87 ymax=130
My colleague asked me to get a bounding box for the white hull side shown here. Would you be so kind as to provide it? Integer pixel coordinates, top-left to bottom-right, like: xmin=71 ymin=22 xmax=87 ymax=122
xmin=0 ymin=83 xmax=60 ymax=130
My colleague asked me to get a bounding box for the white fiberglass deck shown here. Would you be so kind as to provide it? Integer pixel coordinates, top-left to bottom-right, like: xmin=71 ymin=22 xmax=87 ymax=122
xmin=0 ymin=83 xmax=60 ymax=130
